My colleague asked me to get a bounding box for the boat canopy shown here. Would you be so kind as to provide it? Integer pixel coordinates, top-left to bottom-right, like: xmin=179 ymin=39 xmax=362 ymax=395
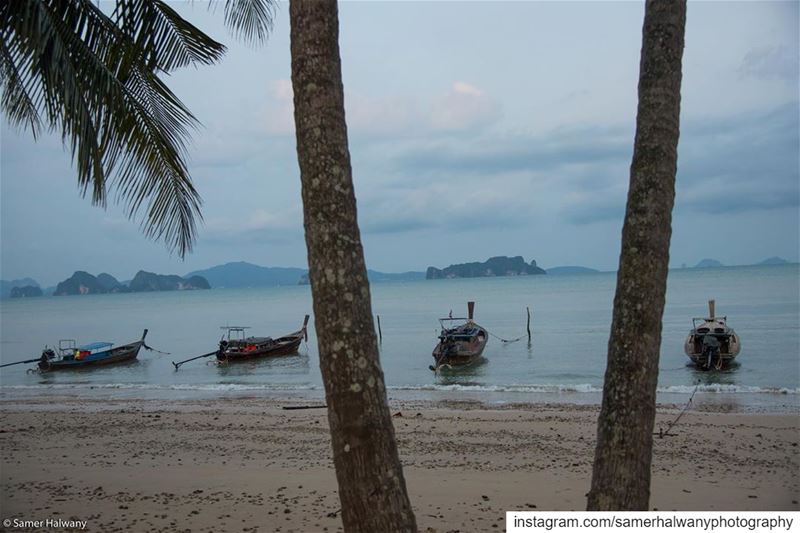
xmin=242 ymin=336 xmax=273 ymax=344
xmin=77 ymin=341 xmax=114 ymax=351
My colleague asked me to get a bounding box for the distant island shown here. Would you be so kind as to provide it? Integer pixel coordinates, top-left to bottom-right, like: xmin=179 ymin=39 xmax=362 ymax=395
xmin=426 ymin=256 xmax=546 ymax=280
xmin=128 ymin=271 xmax=210 ymax=292
xmin=366 ymin=269 xmax=426 ymax=282
xmin=693 ymin=258 xmax=725 ymax=268
xmin=53 ymin=270 xmax=210 ymax=296
xmin=1 ymin=256 xmax=795 ymax=298
xmin=546 ymin=266 xmax=600 ymax=275
xmin=688 ymin=256 xmax=790 ymax=269
xmin=1 ymin=278 xmax=40 ymax=299
xmin=757 ymin=256 xmax=789 ymax=266
xmin=9 ymin=285 xmax=43 ymax=298
xmin=189 ymin=261 xmax=425 ymax=287
xmin=187 ymin=262 xmax=307 ymax=288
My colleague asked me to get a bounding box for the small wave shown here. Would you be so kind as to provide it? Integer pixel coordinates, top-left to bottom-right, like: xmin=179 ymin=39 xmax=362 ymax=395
xmin=1 ymin=383 xmax=797 ymax=395
xmin=0 ymin=383 xmax=323 ymax=392
xmin=658 ymin=384 xmax=799 ymax=395
xmin=387 ymin=383 xmax=602 ymax=394
xmin=389 ymin=383 xmax=800 ymax=395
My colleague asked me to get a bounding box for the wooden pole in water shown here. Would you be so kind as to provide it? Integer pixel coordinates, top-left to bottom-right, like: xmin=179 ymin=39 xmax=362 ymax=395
xmin=377 ymin=315 xmax=383 ymax=343
xmin=708 ymin=299 xmax=715 ymax=319
xmin=527 ymin=306 xmax=531 ymax=341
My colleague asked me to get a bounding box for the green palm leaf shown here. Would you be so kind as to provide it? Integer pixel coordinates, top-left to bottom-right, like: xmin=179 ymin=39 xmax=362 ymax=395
xmin=0 ymin=0 xmax=221 ymax=256
xmin=224 ymin=0 xmax=276 ymax=45
xmin=113 ymin=0 xmax=226 ymax=72
xmin=0 ymin=38 xmax=42 ymax=137
xmin=0 ymin=0 xmax=274 ymax=256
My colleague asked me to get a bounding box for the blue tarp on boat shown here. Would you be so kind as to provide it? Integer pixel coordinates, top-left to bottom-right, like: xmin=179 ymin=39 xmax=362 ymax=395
xmin=77 ymin=342 xmax=114 ymax=351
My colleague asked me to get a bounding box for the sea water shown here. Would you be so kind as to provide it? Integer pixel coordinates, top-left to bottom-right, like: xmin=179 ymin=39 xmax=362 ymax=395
xmin=1 ymin=264 xmax=798 ymax=411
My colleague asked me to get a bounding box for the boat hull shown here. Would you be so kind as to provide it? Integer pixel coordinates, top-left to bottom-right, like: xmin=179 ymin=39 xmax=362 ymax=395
xmin=39 ymin=342 xmax=144 ymax=372
xmin=431 ymin=353 xmax=486 ymax=369
xmin=684 ymin=330 xmax=741 ymax=369
xmin=432 ymin=325 xmax=488 ymax=370
xmin=216 ymin=330 xmax=305 ymax=363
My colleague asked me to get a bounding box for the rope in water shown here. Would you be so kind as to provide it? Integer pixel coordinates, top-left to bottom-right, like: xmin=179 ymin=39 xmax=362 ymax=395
xmin=143 ymin=343 xmax=170 ymax=355
xmin=486 ymin=330 xmax=524 ymax=344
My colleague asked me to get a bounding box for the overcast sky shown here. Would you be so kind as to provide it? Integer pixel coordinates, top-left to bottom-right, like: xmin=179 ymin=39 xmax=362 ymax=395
xmin=2 ymin=1 xmax=798 ymax=286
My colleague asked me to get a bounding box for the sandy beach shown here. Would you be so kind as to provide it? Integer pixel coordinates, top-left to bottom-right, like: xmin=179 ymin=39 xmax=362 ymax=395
xmin=1 ymin=397 xmax=797 ymax=532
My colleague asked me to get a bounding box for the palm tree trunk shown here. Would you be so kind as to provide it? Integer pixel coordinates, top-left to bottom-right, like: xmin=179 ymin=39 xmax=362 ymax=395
xmin=587 ymin=0 xmax=686 ymax=511
xmin=288 ymin=1 xmax=417 ymax=531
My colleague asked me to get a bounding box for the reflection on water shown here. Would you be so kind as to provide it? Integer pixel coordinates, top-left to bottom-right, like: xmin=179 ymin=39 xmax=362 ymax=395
xmin=688 ymin=361 xmax=742 ymax=387
xmin=435 ymin=357 xmax=489 ymax=387
xmin=35 ymin=358 xmax=143 ymax=382
xmin=215 ymin=353 xmax=311 ymax=378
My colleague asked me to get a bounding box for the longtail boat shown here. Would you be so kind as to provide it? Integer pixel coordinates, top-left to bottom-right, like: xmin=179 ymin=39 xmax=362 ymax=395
xmin=218 ymin=315 xmax=310 ymax=363
xmin=684 ymin=300 xmax=742 ymax=370
xmin=430 ymin=302 xmax=488 ymax=372
xmin=35 ymin=330 xmax=149 ymax=372
xmin=172 ymin=316 xmax=310 ymax=370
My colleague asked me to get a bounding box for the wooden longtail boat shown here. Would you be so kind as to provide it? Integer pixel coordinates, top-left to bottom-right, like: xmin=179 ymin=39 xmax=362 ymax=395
xmin=217 ymin=315 xmax=310 ymax=363
xmin=36 ymin=330 xmax=149 ymax=372
xmin=684 ymin=300 xmax=741 ymax=370
xmin=430 ymin=302 xmax=488 ymax=372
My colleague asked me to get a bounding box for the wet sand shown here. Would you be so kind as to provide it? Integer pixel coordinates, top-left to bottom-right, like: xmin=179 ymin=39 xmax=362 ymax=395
xmin=1 ymin=397 xmax=798 ymax=532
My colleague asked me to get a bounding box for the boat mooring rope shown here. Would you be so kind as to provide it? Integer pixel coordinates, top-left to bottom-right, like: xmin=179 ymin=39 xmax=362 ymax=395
xmin=143 ymin=343 xmax=171 ymax=355
xmin=486 ymin=330 xmax=523 ymax=344
xmin=658 ymin=382 xmax=700 ymax=438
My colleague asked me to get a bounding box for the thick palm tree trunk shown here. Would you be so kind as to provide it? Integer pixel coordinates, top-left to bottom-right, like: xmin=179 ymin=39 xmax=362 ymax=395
xmin=587 ymin=0 xmax=686 ymax=511
xmin=288 ymin=1 xmax=417 ymax=531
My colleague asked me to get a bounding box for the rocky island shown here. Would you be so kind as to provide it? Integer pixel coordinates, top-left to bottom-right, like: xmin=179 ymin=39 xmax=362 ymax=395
xmin=426 ymin=256 xmax=546 ymax=279
xmin=53 ymin=271 xmax=210 ymax=295
xmin=129 ymin=271 xmax=210 ymax=292
xmin=1 ymin=278 xmax=40 ymax=299
xmin=694 ymin=258 xmax=724 ymax=268
xmin=54 ymin=271 xmax=110 ymax=295
xmin=9 ymin=285 xmax=43 ymax=298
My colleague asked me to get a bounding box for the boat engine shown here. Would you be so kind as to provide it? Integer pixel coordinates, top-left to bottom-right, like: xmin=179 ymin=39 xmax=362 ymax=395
xmin=37 ymin=350 xmax=53 ymax=371
xmin=701 ymin=335 xmax=721 ymax=370
xmin=439 ymin=336 xmax=458 ymax=357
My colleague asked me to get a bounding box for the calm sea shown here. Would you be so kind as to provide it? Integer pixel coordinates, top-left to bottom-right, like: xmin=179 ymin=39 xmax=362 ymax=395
xmin=1 ymin=265 xmax=798 ymax=411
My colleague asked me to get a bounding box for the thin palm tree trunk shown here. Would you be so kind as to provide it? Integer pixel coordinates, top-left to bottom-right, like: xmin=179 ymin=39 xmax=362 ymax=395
xmin=587 ymin=0 xmax=686 ymax=511
xmin=289 ymin=1 xmax=417 ymax=531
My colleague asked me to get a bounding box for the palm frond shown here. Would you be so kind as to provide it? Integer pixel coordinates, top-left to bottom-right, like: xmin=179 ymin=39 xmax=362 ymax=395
xmin=113 ymin=0 xmax=226 ymax=73
xmin=0 ymin=38 xmax=42 ymax=137
xmin=0 ymin=0 xmax=226 ymax=257
xmin=224 ymin=0 xmax=276 ymax=46
xmin=110 ymin=64 xmax=203 ymax=256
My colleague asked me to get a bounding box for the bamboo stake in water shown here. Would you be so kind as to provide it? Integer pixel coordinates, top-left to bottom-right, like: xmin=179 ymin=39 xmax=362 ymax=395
xmin=527 ymin=306 xmax=532 ymax=341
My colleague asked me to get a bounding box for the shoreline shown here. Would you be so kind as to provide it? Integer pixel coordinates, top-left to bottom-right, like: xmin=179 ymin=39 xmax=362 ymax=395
xmin=1 ymin=386 xmax=798 ymax=414
xmin=2 ymin=397 xmax=798 ymax=531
